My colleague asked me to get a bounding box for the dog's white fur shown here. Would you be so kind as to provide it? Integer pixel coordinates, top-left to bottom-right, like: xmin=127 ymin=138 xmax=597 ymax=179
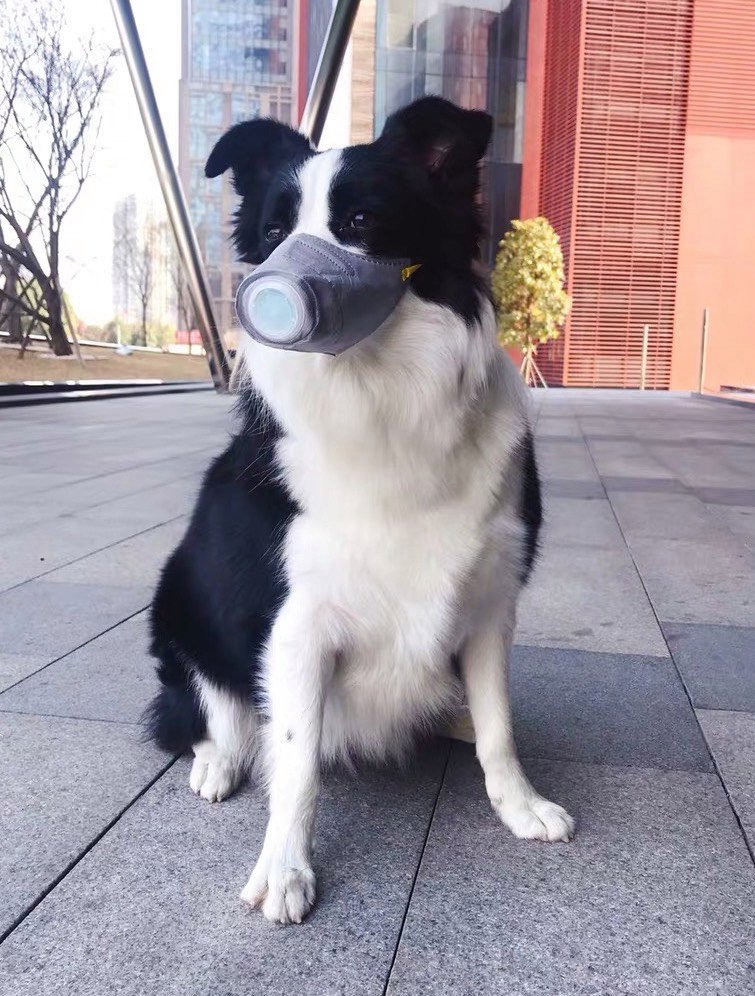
xmin=195 ymin=151 xmax=574 ymax=924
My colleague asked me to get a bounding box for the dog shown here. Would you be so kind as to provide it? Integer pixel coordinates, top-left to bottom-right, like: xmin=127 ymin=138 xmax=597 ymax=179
xmin=146 ymin=96 xmax=575 ymax=925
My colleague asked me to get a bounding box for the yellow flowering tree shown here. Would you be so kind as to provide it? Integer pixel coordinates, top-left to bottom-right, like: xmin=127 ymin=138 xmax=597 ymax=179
xmin=492 ymin=217 xmax=571 ymax=387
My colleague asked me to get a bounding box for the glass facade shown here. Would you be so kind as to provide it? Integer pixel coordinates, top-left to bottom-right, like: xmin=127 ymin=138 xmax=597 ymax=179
xmin=373 ymin=0 xmax=529 ymax=264
xmin=180 ymin=0 xmax=330 ymax=341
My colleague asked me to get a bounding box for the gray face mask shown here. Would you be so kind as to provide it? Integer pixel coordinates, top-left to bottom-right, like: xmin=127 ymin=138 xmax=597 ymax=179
xmin=235 ymin=233 xmax=417 ymax=355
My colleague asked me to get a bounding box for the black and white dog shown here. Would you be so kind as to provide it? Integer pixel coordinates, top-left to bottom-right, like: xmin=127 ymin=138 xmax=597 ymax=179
xmin=147 ymin=97 xmax=574 ymax=925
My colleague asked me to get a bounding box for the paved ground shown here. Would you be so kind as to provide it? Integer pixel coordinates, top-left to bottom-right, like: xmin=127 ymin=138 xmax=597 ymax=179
xmin=0 ymin=388 xmax=753 ymax=995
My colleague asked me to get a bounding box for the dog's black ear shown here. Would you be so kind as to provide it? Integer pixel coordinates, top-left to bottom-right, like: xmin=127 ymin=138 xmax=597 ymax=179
xmin=205 ymin=119 xmax=311 ymax=195
xmin=378 ymin=97 xmax=491 ymax=181
xmin=205 ymin=119 xmax=311 ymax=263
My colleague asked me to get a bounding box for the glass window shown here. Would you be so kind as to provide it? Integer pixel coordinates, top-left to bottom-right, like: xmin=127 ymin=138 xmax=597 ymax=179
xmin=374 ymin=0 xmax=529 ymax=263
xmin=182 ymin=0 xmax=303 ymax=324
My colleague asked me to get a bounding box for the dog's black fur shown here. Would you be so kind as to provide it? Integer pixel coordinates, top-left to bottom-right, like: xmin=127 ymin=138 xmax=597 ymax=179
xmin=146 ymin=393 xmax=295 ymax=752
xmin=146 ymin=97 xmax=541 ymax=756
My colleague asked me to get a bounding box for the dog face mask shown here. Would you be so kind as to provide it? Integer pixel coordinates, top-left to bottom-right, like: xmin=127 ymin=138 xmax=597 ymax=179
xmin=235 ymin=234 xmax=415 ymax=355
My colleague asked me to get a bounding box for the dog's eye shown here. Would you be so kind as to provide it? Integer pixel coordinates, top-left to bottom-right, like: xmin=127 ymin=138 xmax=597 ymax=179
xmin=264 ymin=223 xmax=286 ymax=242
xmin=347 ymin=211 xmax=374 ymax=231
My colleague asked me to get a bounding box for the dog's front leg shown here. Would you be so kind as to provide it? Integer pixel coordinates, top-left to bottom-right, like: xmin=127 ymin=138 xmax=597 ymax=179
xmin=461 ymin=620 xmax=575 ymax=843
xmin=241 ymin=596 xmax=336 ymax=924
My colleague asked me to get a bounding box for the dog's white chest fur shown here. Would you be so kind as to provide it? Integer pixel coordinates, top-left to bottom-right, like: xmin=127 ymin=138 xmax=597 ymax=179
xmin=240 ymin=290 xmax=529 ymax=760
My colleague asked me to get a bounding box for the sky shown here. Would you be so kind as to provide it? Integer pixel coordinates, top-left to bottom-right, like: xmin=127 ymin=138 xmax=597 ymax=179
xmin=61 ymin=1 xmax=181 ymax=325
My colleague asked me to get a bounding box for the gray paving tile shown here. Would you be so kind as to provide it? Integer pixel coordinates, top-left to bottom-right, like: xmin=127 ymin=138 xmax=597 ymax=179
xmin=0 ymin=470 xmax=83 ymax=501
xmin=517 ymin=544 xmax=668 ymax=657
xmin=647 ymin=443 xmax=754 ymax=490
xmin=0 ymin=516 xmax=156 ymax=592
xmin=386 ymin=747 xmax=755 ymax=996
xmin=0 ymin=468 xmax=201 ymax=541
xmin=20 ymin=460 xmax=202 ymax=519
xmin=71 ymin=476 xmax=200 ymax=527
xmin=0 ymin=653 xmax=48 ymax=693
xmin=511 ymin=646 xmax=711 ymax=771
xmin=0 ymin=747 xmax=447 ymax=996
xmin=587 ymin=438 xmax=673 ymax=479
xmin=608 ymin=491 xmax=723 ymax=542
xmin=707 ymin=504 xmax=755 ymax=546
xmin=44 ymin=517 xmax=186 ymax=589
xmin=541 ymin=478 xmax=605 ymax=499
xmin=540 ymin=496 xmax=624 ymax=548
xmin=0 ymin=499 xmax=60 ymax=538
xmin=577 ymin=415 xmax=638 ymax=438
xmin=629 ymin=537 xmax=755 ymax=627
xmin=695 ymin=486 xmax=755 ymax=507
xmin=0 ymin=612 xmax=157 ymax=723
xmin=0 ymin=712 xmax=167 ymax=938
xmin=534 ymin=416 xmax=583 ymax=439
xmin=663 ymin=623 xmax=755 ymax=711
xmin=601 ymin=475 xmax=688 ymax=493
xmin=697 ymin=709 xmax=755 ymax=847
xmin=0 ymin=581 xmax=150 ymax=663
xmin=535 ymin=439 xmax=601 ymax=482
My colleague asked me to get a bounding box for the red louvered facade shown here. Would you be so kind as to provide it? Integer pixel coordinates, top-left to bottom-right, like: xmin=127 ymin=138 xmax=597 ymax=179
xmin=522 ymin=0 xmax=755 ymax=391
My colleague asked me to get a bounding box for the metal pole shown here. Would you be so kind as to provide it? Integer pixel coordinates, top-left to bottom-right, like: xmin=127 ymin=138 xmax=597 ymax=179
xmin=110 ymin=0 xmax=231 ymax=390
xmin=299 ymin=0 xmax=362 ymax=146
xmin=640 ymin=324 xmax=649 ymax=390
xmin=698 ymin=308 xmax=709 ymax=394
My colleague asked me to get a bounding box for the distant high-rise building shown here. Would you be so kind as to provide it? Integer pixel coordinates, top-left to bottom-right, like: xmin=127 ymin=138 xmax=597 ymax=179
xmin=112 ymin=194 xmax=175 ymax=339
xmin=179 ymin=0 xmax=332 ymax=341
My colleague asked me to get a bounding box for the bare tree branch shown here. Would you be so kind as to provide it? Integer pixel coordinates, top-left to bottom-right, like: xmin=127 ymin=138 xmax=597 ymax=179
xmin=0 ymin=0 xmax=116 ymax=355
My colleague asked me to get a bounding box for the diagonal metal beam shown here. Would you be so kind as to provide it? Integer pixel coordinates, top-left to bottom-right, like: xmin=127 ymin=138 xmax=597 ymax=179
xmin=300 ymin=0 xmax=362 ymax=147
xmin=111 ymin=0 xmax=361 ymax=390
xmin=111 ymin=0 xmax=231 ymax=390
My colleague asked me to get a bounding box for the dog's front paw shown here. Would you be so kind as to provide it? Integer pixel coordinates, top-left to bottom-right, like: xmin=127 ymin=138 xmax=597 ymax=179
xmin=494 ymin=795 xmax=576 ymax=843
xmin=240 ymin=854 xmax=316 ymax=925
xmin=189 ymin=742 xmax=240 ymax=803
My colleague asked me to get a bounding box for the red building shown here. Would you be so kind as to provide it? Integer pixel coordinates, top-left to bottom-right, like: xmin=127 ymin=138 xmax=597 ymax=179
xmin=521 ymin=0 xmax=755 ymax=390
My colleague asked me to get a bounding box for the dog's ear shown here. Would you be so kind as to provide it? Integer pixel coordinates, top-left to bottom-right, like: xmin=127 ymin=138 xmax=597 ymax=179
xmin=205 ymin=118 xmax=311 ymax=195
xmin=378 ymin=97 xmax=491 ymax=182
xmin=205 ymin=119 xmax=311 ymax=263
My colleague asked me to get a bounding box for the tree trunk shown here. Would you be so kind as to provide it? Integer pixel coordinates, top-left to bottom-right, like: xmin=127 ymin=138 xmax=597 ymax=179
xmin=1 ymin=259 xmax=23 ymax=342
xmin=45 ymin=232 xmax=72 ymax=356
xmin=46 ymin=283 xmax=72 ymax=356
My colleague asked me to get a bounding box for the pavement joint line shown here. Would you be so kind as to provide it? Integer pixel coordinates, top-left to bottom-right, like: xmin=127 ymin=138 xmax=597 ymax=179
xmin=0 ymin=437 xmax=223 ymax=503
xmin=0 ymin=753 xmax=181 ymax=946
xmin=381 ymin=738 xmax=453 ymax=996
xmin=0 ymin=605 xmax=150 ymax=696
xmin=580 ymin=427 xmax=755 ymax=870
xmin=0 ymin=511 xmax=189 ymax=595
xmin=0 ymin=451 xmax=215 ymax=541
xmin=693 ymin=714 xmax=755 ymax=867
xmin=0 ymin=707 xmax=142 ymax=728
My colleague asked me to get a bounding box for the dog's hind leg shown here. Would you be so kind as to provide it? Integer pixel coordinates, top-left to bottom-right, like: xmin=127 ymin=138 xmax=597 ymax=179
xmin=189 ymin=679 xmax=258 ymax=803
xmin=461 ymin=617 xmax=576 ymax=843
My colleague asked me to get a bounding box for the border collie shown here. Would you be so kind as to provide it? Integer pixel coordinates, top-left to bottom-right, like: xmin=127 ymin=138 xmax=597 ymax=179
xmin=146 ymin=97 xmax=575 ymax=925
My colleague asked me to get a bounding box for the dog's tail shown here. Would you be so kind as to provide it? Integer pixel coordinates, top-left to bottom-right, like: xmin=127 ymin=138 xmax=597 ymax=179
xmin=143 ymin=644 xmax=206 ymax=754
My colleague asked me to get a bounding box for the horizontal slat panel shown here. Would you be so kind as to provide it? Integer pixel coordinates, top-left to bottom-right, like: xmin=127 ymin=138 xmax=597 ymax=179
xmin=686 ymin=1 xmax=755 ymax=133
xmin=539 ymin=0 xmax=691 ymax=389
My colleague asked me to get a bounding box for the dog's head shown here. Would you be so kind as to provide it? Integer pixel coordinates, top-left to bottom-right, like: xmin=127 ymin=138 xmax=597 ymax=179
xmin=205 ymin=98 xmax=492 ymax=323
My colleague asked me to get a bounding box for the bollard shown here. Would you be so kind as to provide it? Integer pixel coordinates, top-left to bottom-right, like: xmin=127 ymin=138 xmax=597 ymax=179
xmin=698 ymin=309 xmax=709 ymax=394
xmin=640 ymin=324 xmax=649 ymax=390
